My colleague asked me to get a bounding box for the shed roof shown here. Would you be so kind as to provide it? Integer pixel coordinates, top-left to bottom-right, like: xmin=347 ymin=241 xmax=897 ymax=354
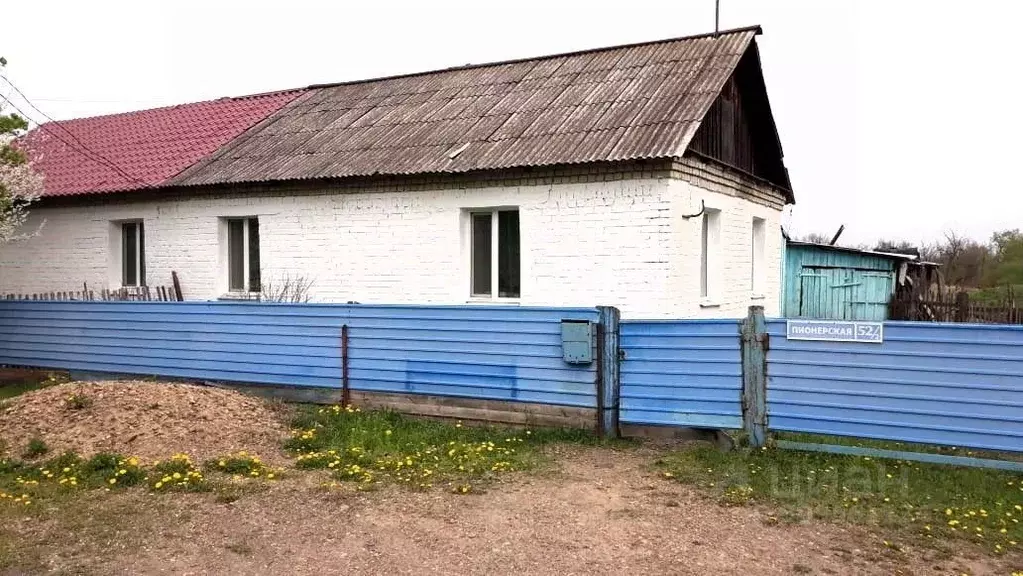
xmin=22 ymin=90 xmax=304 ymax=197
xmin=787 ymin=241 xmax=938 ymax=265
xmin=173 ymin=26 xmax=769 ymax=187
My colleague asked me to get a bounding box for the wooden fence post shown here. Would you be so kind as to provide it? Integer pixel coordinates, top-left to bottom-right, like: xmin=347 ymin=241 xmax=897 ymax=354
xmin=955 ymin=291 xmax=970 ymax=323
xmin=740 ymin=306 xmax=768 ymax=448
xmin=596 ymin=306 xmax=621 ymax=439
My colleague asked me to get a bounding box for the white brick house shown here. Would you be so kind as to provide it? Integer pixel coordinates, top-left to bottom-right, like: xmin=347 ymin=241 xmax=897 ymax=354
xmin=1 ymin=26 xmax=794 ymax=319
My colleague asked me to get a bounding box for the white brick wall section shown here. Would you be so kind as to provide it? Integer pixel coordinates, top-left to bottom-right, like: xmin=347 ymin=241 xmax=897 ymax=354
xmin=0 ymin=177 xmax=783 ymax=319
xmin=668 ymin=179 xmax=784 ymax=318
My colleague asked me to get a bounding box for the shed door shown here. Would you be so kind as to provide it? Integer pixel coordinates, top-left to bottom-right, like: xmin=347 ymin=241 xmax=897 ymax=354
xmin=799 ymin=268 xmax=893 ymax=321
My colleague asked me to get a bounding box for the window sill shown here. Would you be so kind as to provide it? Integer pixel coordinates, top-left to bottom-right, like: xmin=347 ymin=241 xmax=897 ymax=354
xmin=466 ymin=297 xmax=521 ymax=305
xmin=217 ymin=292 xmax=262 ymax=301
xmin=750 ymin=293 xmax=766 ymax=301
xmin=699 ymin=299 xmax=721 ymax=309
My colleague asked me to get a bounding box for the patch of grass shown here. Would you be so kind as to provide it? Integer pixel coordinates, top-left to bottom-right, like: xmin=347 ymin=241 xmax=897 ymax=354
xmin=148 ymin=454 xmax=206 ymax=492
xmin=0 ymin=372 xmax=66 ymax=401
xmin=286 ymin=404 xmax=599 ymax=490
xmin=205 ymin=451 xmax=283 ymax=481
xmin=82 ymin=453 xmax=145 ymax=488
xmin=20 ymin=438 xmax=48 ymax=459
xmin=212 ymin=479 xmax=270 ymax=504
xmin=657 ymin=440 xmax=1023 ymax=557
xmin=778 ymin=431 xmax=1023 ymax=463
xmin=0 ymin=451 xmax=152 ymax=506
xmin=63 ymin=392 xmax=92 ymax=411
xmin=0 ymin=381 xmax=44 ymax=401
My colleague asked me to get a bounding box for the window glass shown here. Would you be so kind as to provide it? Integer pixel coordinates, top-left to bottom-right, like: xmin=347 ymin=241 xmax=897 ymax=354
xmin=228 ymin=219 xmax=245 ymax=291
xmin=471 ymin=213 xmax=492 ymax=296
xmin=498 ymin=210 xmax=520 ymax=298
xmin=248 ymin=218 xmax=261 ymax=292
xmin=122 ymin=222 xmax=137 ymax=286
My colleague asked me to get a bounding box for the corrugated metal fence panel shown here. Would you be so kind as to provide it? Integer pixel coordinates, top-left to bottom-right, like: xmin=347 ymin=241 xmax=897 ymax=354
xmin=766 ymin=319 xmax=1023 ymax=452
xmin=0 ymin=301 xmax=599 ymax=408
xmin=619 ymin=320 xmax=742 ymax=428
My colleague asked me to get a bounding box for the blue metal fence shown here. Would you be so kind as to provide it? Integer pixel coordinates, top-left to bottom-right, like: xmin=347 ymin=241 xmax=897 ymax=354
xmin=0 ymin=301 xmax=599 ymax=408
xmin=619 ymin=320 xmax=742 ymax=428
xmin=2 ymin=300 xmax=1022 ymax=464
xmin=766 ymin=319 xmax=1023 ymax=453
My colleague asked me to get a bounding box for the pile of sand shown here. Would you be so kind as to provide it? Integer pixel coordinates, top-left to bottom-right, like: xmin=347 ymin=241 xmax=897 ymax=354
xmin=0 ymin=381 xmax=290 ymax=463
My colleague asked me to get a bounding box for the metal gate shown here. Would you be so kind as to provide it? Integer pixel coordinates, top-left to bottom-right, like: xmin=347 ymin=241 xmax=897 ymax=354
xmin=618 ymin=320 xmax=743 ymax=428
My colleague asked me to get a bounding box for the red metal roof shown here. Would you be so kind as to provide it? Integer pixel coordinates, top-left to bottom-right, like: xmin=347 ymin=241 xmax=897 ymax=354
xmin=22 ymin=90 xmax=304 ymax=197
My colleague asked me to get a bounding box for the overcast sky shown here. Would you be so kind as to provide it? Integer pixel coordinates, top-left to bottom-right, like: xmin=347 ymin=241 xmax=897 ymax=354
xmin=3 ymin=1 xmax=1021 ymax=246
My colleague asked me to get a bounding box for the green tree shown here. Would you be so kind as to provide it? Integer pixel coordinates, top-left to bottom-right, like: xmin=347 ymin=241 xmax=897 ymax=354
xmin=987 ymin=229 xmax=1023 ymax=286
xmin=0 ymin=56 xmax=44 ymax=242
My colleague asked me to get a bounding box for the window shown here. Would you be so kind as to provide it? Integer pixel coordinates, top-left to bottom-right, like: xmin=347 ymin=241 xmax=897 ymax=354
xmin=226 ymin=217 xmax=260 ymax=292
xmin=751 ymin=217 xmax=766 ymax=294
xmin=700 ymin=209 xmax=720 ymax=300
xmin=121 ymin=221 xmax=145 ymax=287
xmin=470 ymin=209 xmax=520 ymax=299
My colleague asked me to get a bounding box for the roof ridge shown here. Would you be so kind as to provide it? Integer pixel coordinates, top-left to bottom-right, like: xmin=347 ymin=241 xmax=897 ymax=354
xmin=306 ymin=25 xmax=762 ymax=91
xmin=31 ymin=26 xmax=759 ymax=127
xmin=33 ymin=88 xmax=306 ymax=127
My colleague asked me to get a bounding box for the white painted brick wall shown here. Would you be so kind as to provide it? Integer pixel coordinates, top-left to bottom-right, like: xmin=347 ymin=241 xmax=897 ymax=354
xmin=0 ymin=177 xmax=782 ymax=318
xmin=668 ymin=179 xmax=784 ymax=318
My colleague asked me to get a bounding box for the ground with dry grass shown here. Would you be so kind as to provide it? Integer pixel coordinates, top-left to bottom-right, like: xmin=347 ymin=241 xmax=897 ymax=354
xmin=0 ymin=381 xmax=1020 ymax=575
xmin=2 ymin=447 xmax=1019 ymax=575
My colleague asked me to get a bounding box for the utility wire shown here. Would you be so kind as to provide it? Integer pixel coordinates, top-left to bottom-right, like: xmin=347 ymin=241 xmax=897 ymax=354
xmin=0 ymin=76 xmax=151 ymax=188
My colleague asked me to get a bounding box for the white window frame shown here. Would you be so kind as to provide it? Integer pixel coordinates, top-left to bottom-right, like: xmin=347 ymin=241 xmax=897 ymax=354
xmin=224 ymin=217 xmax=259 ymax=294
xmin=117 ymin=220 xmax=145 ymax=289
xmin=700 ymin=208 xmax=721 ymax=305
xmin=751 ymin=217 xmax=766 ymax=297
xmin=467 ymin=208 xmax=520 ymax=302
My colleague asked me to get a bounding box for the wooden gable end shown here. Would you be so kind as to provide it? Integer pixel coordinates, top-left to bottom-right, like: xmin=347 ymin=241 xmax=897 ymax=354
xmin=688 ymin=42 xmax=792 ymax=195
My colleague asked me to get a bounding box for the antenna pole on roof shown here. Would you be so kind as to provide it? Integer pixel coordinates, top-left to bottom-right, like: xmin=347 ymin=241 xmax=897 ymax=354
xmin=830 ymin=224 xmax=845 ymax=246
xmin=714 ymin=0 xmax=721 ymax=35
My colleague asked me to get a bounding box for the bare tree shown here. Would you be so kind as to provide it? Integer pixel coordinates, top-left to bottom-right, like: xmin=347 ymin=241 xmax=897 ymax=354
xmin=260 ymin=272 xmax=315 ymax=303
xmin=797 ymin=232 xmax=833 ymax=245
xmin=932 ymin=230 xmax=990 ymax=288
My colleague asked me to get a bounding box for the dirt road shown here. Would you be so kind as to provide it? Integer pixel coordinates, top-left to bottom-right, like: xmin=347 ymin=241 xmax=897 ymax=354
xmin=10 ymin=445 xmax=1014 ymax=575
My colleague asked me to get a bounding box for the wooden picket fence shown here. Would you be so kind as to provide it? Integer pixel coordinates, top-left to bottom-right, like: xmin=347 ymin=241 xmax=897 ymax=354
xmin=2 ymin=285 xmax=182 ymax=302
xmin=890 ymin=291 xmax=1023 ymax=325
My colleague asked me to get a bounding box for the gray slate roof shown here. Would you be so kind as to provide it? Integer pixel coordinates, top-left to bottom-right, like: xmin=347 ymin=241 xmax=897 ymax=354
xmin=173 ymin=26 xmax=762 ymax=187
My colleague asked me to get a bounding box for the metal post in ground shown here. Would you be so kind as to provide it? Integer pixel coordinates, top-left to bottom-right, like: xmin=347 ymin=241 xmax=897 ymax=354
xmin=596 ymin=306 xmax=621 ymax=439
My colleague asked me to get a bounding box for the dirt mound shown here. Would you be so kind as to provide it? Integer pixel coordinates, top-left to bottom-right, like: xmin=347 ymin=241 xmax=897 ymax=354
xmin=0 ymin=381 xmax=290 ymax=464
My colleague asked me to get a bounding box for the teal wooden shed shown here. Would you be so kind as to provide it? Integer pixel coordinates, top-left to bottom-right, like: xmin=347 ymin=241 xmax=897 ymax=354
xmin=783 ymin=242 xmax=919 ymax=321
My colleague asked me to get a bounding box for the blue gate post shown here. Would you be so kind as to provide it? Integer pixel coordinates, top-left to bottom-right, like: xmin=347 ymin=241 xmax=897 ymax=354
xmin=740 ymin=306 xmax=768 ymax=447
xmin=597 ymin=306 xmax=621 ymax=438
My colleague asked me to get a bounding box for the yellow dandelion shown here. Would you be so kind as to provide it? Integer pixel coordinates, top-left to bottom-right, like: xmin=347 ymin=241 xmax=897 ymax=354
xmin=108 ymin=478 xmax=116 ymax=484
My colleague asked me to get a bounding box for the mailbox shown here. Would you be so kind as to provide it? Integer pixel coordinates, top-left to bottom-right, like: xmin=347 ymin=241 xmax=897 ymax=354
xmin=561 ymin=319 xmax=594 ymax=364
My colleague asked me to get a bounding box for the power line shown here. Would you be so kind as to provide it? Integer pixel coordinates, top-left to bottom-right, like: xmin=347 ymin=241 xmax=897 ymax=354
xmin=0 ymin=75 xmax=150 ymax=188
xmin=0 ymin=75 xmax=151 ymax=188
xmin=0 ymin=92 xmax=112 ymax=170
